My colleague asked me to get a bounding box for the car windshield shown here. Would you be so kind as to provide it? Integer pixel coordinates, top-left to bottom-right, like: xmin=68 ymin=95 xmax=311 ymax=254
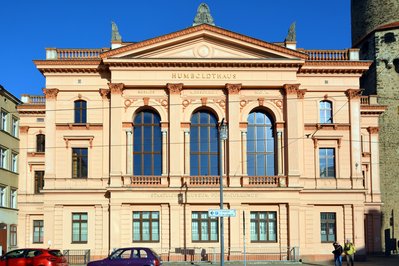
xmin=149 ymin=248 xmax=160 ymax=258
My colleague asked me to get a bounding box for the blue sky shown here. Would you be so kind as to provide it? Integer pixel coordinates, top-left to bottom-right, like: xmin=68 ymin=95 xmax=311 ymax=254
xmin=0 ymin=0 xmax=351 ymax=98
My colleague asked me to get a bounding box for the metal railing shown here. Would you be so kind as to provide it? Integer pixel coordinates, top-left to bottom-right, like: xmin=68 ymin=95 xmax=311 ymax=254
xmin=64 ymin=249 xmax=90 ymax=265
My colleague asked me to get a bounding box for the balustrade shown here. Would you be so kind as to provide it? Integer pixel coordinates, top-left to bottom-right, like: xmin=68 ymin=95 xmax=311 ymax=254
xmin=305 ymin=49 xmax=349 ymax=61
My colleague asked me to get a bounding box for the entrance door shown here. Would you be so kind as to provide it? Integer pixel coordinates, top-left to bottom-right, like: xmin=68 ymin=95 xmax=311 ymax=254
xmin=0 ymin=223 xmax=7 ymax=254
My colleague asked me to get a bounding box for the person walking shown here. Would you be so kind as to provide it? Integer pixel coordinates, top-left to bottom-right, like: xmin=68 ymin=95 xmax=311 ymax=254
xmin=332 ymin=241 xmax=343 ymax=266
xmin=344 ymin=239 xmax=356 ymax=266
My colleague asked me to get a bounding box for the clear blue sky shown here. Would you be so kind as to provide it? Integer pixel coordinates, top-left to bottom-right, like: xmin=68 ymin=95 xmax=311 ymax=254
xmin=0 ymin=0 xmax=351 ymax=98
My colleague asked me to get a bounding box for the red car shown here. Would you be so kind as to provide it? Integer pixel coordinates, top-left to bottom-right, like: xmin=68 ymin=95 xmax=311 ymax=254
xmin=0 ymin=248 xmax=69 ymax=266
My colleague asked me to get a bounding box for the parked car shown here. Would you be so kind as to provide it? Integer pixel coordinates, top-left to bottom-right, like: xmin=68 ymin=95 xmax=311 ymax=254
xmin=0 ymin=248 xmax=69 ymax=266
xmin=87 ymin=247 xmax=162 ymax=266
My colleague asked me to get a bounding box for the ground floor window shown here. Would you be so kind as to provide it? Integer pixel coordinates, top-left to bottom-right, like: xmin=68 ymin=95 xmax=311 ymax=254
xmin=72 ymin=213 xmax=88 ymax=243
xmin=33 ymin=220 xmax=44 ymax=243
xmin=10 ymin=225 xmax=17 ymax=246
xmin=250 ymin=211 xmax=277 ymax=242
xmin=321 ymin=212 xmax=336 ymax=242
xmin=192 ymin=211 xmax=218 ymax=242
xmin=132 ymin=211 xmax=159 ymax=242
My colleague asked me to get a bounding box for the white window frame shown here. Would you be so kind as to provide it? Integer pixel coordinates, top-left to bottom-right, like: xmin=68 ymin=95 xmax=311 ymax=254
xmin=12 ymin=117 xmax=18 ymax=137
xmin=1 ymin=110 xmax=8 ymax=131
xmin=0 ymin=186 xmax=5 ymax=207
xmin=11 ymin=153 xmax=18 ymax=172
xmin=10 ymin=189 xmax=17 ymax=209
xmin=0 ymin=147 xmax=7 ymax=169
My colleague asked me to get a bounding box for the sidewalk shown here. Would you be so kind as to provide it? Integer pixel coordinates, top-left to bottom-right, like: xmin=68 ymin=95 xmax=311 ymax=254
xmin=161 ymin=254 xmax=399 ymax=266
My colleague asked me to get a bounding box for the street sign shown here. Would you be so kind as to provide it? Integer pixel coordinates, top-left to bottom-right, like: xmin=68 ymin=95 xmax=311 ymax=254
xmin=208 ymin=209 xmax=236 ymax=217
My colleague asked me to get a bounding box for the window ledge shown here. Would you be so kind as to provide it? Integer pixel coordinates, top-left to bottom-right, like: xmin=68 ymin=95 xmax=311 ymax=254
xmin=56 ymin=123 xmax=103 ymax=130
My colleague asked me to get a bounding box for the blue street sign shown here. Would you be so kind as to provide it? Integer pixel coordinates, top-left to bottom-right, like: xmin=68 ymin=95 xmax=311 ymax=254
xmin=208 ymin=209 xmax=237 ymax=217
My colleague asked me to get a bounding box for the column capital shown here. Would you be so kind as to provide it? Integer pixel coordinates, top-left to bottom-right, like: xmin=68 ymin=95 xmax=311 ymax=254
xmin=225 ymin=83 xmax=242 ymax=94
xmin=167 ymin=83 xmax=183 ymax=95
xmin=367 ymin=127 xmax=379 ymax=134
xmin=99 ymin=88 xmax=110 ymax=99
xmin=108 ymin=83 xmax=125 ymax=94
xmin=282 ymin=84 xmax=304 ymax=98
xmin=42 ymin=88 xmax=59 ymax=100
xmin=345 ymin=89 xmax=361 ymax=100
xmin=19 ymin=126 xmax=29 ymax=134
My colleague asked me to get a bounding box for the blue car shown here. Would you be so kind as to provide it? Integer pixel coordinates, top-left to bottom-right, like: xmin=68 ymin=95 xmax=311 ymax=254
xmin=87 ymin=247 xmax=162 ymax=266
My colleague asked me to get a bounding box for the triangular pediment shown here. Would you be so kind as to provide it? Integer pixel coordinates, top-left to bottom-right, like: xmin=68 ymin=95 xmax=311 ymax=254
xmin=101 ymin=24 xmax=307 ymax=61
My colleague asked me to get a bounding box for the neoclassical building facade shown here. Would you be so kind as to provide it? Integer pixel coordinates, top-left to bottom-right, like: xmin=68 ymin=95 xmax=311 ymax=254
xmin=17 ymin=15 xmax=385 ymax=261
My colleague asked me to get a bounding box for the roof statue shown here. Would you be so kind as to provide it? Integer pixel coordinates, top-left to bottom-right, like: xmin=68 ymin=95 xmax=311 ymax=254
xmin=192 ymin=3 xmax=215 ymax=26
xmin=285 ymin=21 xmax=296 ymax=42
xmin=111 ymin=21 xmax=122 ymax=42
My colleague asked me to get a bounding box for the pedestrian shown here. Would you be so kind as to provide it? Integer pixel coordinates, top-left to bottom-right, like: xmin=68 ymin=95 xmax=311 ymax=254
xmin=332 ymin=241 xmax=343 ymax=266
xmin=344 ymin=239 xmax=356 ymax=266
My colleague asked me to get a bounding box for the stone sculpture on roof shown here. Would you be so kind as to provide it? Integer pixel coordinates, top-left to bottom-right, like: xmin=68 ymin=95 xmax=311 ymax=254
xmin=111 ymin=21 xmax=122 ymax=42
xmin=285 ymin=21 xmax=296 ymax=42
xmin=192 ymin=3 xmax=215 ymax=26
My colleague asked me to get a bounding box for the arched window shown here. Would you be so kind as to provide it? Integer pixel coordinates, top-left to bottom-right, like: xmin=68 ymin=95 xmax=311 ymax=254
xmin=133 ymin=110 xmax=162 ymax=175
xmin=36 ymin=134 xmax=45 ymax=152
xmin=74 ymin=100 xmax=87 ymax=123
xmin=190 ymin=110 xmax=219 ymax=176
xmin=247 ymin=110 xmax=275 ymax=176
xmin=320 ymin=100 xmax=333 ymax=124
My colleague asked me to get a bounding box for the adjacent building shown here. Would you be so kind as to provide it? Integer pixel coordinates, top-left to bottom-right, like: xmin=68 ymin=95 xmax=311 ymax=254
xmin=17 ymin=4 xmax=386 ymax=262
xmin=351 ymin=0 xmax=399 ymax=252
xmin=0 ymin=85 xmax=21 ymax=254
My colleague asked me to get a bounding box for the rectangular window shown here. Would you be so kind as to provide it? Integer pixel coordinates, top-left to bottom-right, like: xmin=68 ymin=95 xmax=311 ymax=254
xmin=10 ymin=225 xmax=17 ymax=246
xmin=0 ymin=147 xmax=7 ymax=169
xmin=33 ymin=220 xmax=44 ymax=243
xmin=36 ymin=134 xmax=45 ymax=153
xmin=0 ymin=186 xmax=5 ymax=207
xmin=34 ymin=171 xmax=45 ymax=194
xmin=132 ymin=211 xmax=159 ymax=242
xmin=11 ymin=117 xmax=18 ymax=137
xmin=11 ymin=153 xmax=17 ymax=172
xmin=72 ymin=148 xmax=88 ymax=178
xmin=321 ymin=212 xmax=336 ymax=242
xmin=10 ymin=189 xmax=17 ymax=209
xmin=1 ymin=110 xmax=8 ymax=131
xmin=74 ymin=100 xmax=87 ymax=123
xmin=191 ymin=211 xmax=218 ymax=242
xmin=72 ymin=212 xmax=88 ymax=243
xmin=319 ymin=148 xmax=335 ymax=178
xmin=250 ymin=211 xmax=277 ymax=242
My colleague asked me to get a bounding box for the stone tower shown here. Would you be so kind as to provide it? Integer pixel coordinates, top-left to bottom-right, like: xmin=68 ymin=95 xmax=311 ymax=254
xmin=351 ymin=0 xmax=399 ymax=253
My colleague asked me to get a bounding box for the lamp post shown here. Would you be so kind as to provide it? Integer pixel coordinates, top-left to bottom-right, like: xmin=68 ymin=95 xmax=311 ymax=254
xmin=219 ymin=118 xmax=228 ymax=266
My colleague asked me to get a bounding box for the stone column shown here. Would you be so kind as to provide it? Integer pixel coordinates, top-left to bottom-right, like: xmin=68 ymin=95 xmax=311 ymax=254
xmin=108 ymin=83 xmax=124 ymax=186
xmin=99 ymin=89 xmax=110 ymax=180
xmin=226 ymin=84 xmax=241 ymax=187
xmin=241 ymin=130 xmax=247 ymax=176
xmin=43 ymin=88 xmax=58 ymax=180
xmin=367 ymin=127 xmax=381 ymax=202
xmin=167 ymin=84 xmax=183 ymax=187
xmin=277 ymin=130 xmax=283 ymax=176
xmin=346 ymin=89 xmax=363 ymax=188
xmin=162 ymin=130 xmax=168 ymax=176
xmin=283 ymin=84 xmax=305 ymax=187
xmin=126 ymin=129 xmax=133 ymax=175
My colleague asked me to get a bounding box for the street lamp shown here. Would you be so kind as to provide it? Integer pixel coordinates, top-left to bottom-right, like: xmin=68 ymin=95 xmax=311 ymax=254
xmin=219 ymin=118 xmax=228 ymax=266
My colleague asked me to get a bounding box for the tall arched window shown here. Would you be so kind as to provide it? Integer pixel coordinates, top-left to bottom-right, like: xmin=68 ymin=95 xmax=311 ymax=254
xmin=190 ymin=110 xmax=219 ymax=176
xmin=133 ymin=110 xmax=162 ymax=176
xmin=320 ymin=100 xmax=333 ymax=124
xmin=36 ymin=134 xmax=45 ymax=152
xmin=247 ymin=110 xmax=275 ymax=176
xmin=74 ymin=100 xmax=87 ymax=123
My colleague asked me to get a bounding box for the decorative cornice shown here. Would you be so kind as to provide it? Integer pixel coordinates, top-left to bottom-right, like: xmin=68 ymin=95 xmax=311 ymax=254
xmin=299 ymin=61 xmax=372 ymax=74
xmin=367 ymin=127 xmax=379 ymax=134
xmin=99 ymin=89 xmax=110 ymax=99
xmin=43 ymin=88 xmax=59 ymax=100
xmin=167 ymin=83 xmax=183 ymax=95
xmin=108 ymin=83 xmax=125 ymax=94
xmin=100 ymin=24 xmax=307 ymax=59
xmin=226 ymin=83 xmax=241 ymax=94
xmin=304 ymin=124 xmax=350 ymax=131
xmin=55 ymin=123 xmax=103 ymax=130
xmin=345 ymin=89 xmax=362 ymax=100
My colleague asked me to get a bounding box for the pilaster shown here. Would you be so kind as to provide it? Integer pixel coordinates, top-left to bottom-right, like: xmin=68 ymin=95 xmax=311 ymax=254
xmin=43 ymin=88 xmax=58 ymax=179
xmin=367 ymin=127 xmax=381 ymax=202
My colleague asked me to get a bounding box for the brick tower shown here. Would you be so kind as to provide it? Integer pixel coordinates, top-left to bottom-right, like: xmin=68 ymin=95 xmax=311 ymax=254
xmin=351 ymin=0 xmax=399 ymax=253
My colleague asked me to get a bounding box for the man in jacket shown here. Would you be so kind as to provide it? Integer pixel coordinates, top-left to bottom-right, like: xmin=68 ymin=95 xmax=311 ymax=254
xmin=332 ymin=241 xmax=343 ymax=266
xmin=344 ymin=239 xmax=356 ymax=266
